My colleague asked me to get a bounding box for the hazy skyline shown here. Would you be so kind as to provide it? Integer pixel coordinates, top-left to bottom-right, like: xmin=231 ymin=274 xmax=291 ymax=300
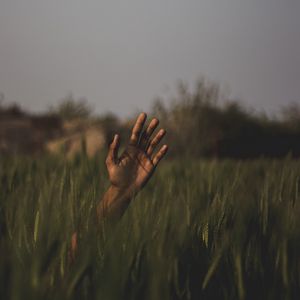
xmin=1 ymin=0 xmax=300 ymax=117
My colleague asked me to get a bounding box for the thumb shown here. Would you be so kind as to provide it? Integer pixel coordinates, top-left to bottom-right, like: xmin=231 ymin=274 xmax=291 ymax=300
xmin=106 ymin=134 xmax=120 ymax=166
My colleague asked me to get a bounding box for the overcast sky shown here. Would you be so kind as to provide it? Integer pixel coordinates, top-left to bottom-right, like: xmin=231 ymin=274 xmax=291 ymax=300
xmin=0 ymin=0 xmax=299 ymax=117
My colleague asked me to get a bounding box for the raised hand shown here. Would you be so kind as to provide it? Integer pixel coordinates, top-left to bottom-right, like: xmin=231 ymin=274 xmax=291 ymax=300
xmin=106 ymin=112 xmax=168 ymax=193
xmin=97 ymin=113 xmax=168 ymax=220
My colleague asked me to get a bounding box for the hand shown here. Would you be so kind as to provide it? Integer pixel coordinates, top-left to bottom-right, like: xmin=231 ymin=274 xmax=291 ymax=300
xmin=105 ymin=112 xmax=168 ymax=195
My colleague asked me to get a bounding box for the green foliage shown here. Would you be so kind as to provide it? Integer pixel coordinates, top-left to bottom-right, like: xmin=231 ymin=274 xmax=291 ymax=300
xmin=49 ymin=93 xmax=92 ymax=120
xmin=152 ymin=79 xmax=300 ymax=158
xmin=152 ymin=79 xmax=223 ymax=157
xmin=1 ymin=155 xmax=300 ymax=299
xmin=281 ymin=102 xmax=300 ymax=130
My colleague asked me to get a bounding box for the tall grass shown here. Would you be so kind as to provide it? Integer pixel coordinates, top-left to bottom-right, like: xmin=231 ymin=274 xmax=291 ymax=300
xmin=1 ymin=154 xmax=300 ymax=299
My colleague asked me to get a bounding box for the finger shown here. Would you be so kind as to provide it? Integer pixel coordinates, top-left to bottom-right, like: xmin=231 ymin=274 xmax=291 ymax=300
xmin=129 ymin=112 xmax=147 ymax=145
xmin=146 ymin=129 xmax=166 ymax=156
xmin=139 ymin=118 xmax=159 ymax=149
xmin=106 ymin=134 xmax=120 ymax=166
xmin=152 ymin=145 xmax=168 ymax=166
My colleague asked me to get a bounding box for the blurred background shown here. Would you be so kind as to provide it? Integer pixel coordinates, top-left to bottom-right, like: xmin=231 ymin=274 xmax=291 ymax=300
xmin=1 ymin=0 xmax=300 ymax=158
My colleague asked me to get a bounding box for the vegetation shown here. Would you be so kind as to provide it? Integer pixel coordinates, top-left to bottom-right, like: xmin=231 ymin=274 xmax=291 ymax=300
xmin=2 ymin=78 xmax=300 ymax=158
xmin=1 ymin=154 xmax=300 ymax=299
xmin=1 ymin=80 xmax=300 ymax=299
xmin=151 ymin=79 xmax=300 ymax=159
xmin=48 ymin=94 xmax=92 ymax=120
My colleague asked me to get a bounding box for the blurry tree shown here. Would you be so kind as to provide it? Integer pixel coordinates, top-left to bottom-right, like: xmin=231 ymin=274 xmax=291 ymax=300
xmin=94 ymin=112 xmax=127 ymax=146
xmin=281 ymin=102 xmax=300 ymax=130
xmin=153 ymin=78 xmax=223 ymax=157
xmin=151 ymin=98 xmax=168 ymax=123
xmin=50 ymin=93 xmax=92 ymax=120
xmin=151 ymin=78 xmax=300 ymax=158
xmin=0 ymin=94 xmax=26 ymax=118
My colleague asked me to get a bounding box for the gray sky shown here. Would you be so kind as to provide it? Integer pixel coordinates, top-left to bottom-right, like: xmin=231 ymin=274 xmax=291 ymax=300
xmin=1 ymin=0 xmax=300 ymax=117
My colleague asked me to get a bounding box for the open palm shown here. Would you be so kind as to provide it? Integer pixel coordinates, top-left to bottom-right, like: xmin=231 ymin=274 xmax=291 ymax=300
xmin=105 ymin=113 xmax=168 ymax=194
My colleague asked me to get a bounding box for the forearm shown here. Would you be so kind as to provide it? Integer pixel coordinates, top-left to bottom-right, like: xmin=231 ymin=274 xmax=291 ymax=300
xmin=70 ymin=186 xmax=132 ymax=261
xmin=96 ymin=185 xmax=133 ymax=222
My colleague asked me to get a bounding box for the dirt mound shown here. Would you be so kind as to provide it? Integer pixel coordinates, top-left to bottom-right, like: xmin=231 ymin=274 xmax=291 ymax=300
xmin=46 ymin=125 xmax=105 ymax=158
xmin=0 ymin=113 xmax=105 ymax=157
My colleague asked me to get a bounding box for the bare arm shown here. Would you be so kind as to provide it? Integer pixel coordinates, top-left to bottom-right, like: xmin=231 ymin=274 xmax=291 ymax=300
xmin=97 ymin=112 xmax=168 ymax=221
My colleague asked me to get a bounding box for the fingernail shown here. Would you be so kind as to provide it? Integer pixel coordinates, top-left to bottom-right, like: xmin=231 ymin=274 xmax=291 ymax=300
xmin=152 ymin=118 xmax=159 ymax=124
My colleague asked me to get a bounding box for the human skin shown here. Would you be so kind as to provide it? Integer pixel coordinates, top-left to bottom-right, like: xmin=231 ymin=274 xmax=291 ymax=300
xmin=71 ymin=112 xmax=168 ymax=257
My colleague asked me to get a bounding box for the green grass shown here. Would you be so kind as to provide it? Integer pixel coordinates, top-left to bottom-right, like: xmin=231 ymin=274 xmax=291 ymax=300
xmin=1 ymin=154 xmax=300 ymax=299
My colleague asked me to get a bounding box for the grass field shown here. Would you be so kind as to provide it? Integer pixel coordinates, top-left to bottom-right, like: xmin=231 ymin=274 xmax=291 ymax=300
xmin=1 ymin=154 xmax=300 ymax=299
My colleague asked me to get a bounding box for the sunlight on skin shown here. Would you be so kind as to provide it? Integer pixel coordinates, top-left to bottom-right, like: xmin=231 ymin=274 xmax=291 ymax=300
xmin=71 ymin=113 xmax=168 ymax=259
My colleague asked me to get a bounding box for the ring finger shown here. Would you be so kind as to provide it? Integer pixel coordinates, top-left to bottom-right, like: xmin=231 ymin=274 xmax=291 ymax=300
xmin=146 ymin=129 xmax=166 ymax=156
xmin=139 ymin=118 xmax=159 ymax=149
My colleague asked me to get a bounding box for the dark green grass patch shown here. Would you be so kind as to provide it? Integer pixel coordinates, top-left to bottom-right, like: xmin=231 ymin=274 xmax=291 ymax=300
xmin=1 ymin=155 xmax=300 ymax=299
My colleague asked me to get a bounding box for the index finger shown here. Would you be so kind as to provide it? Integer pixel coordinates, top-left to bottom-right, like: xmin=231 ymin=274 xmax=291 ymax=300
xmin=129 ymin=112 xmax=147 ymax=145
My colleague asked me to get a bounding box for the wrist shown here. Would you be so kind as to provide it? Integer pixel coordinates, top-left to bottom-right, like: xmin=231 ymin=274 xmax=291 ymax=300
xmin=109 ymin=184 xmax=139 ymax=199
xmin=97 ymin=185 xmax=140 ymax=221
